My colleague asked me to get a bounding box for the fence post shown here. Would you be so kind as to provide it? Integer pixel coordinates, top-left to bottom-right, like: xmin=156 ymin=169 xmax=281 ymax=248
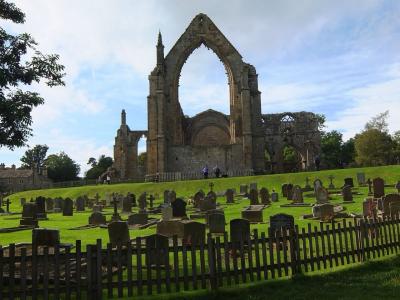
xmin=207 ymin=234 xmax=217 ymax=290
xmin=289 ymin=227 xmax=300 ymax=275
xmin=87 ymin=244 xmax=99 ymax=299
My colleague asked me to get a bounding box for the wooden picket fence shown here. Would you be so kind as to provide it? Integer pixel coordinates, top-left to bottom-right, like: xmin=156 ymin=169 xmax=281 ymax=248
xmin=1 ymin=216 xmax=400 ymax=299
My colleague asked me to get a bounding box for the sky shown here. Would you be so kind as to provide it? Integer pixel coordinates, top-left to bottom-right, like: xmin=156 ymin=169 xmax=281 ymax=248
xmin=1 ymin=0 xmax=400 ymax=175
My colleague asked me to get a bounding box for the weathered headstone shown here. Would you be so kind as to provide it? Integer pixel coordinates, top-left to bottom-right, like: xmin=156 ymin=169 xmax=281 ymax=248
xmin=63 ymin=198 xmax=73 ymax=216
xmin=269 ymin=213 xmax=294 ymax=234
xmin=75 ymin=196 xmax=85 ymax=212
xmin=199 ymin=195 xmax=216 ymax=211
xmin=344 ymin=177 xmax=354 ymax=188
xmin=225 ymin=189 xmax=234 ymax=204
xmin=122 ymin=196 xmax=132 ymax=213
xmin=240 ymin=184 xmax=248 ymax=195
xmin=108 ymin=221 xmax=130 ymax=246
xmin=162 ymin=205 xmax=173 ymax=221
xmin=242 ymin=205 xmax=264 ymax=223
xmin=328 ymin=175 xmax=335 ymax=189
xmin=145 ymin=234 xmax=169 ymax=266
xmin=373 ymin=177 xmax=385 ymax=198
xmin=193 ymin=190 xmax=205 ymax=208
xmin=313 ymin=179 xmax=323 ymax=193
xmin=20 ymin=203 xmax=38 ymax=226
xmin=357 ymin=173 xmax=366 ymax=186
xmin=163 ymin=190 xmax=170 ymax=204
xmin=168 ymin=190 xmax=176 ymax=203
xmin=312 ymin=203 xmax=334 ymax=221
xmin=128 ymin=213 xmax=148 ymax=225
xmin=230 ymin=219 xmax=250 ymax=243
xmin=259 ymin=187 xmax=270 ymax=204
xmin=381 ymin=194 xmax=400 ymax=216
xmin=88 ymin=212 xmax=106 ymax=225
xmin=45 ymin=198 xmax=54 ymax=212
xmin=362 ymin=198 xmax=377 ymax=218
xmin=32 ymin=228 xmax=60 ymax=247
xmin=35 ymin=196 xmax=47 ymax=219
xmin=281 ymin=184 xmax=288 ymax=197
xmin=54 ymin=198 xmax=63 ymax=212
xmin=292 ymin=185 xmax=303 ymax=203
xmin=248 ymin=188 xmax=259 ymax=205
xmin=172 ymin=198 xmax=187 ymax=218
xmin=138 ymin=193 xmax=147 ymax=212
xmin=286 ymin=184 xmax=294 ymax=200
xmin=271 ymin=190 xmax=279 ymax=202
xmin=342 ymin=185 xmax=353 ymax=202
xmin=315 ymin=186 xmax=329 ymax=204
xmin=208 ymin=212 xmax=225 ymax=234
xmin=249 ymin=182 xmax=257 ymax=191
xmin=183 ymin=221 xmax=206 ymax=245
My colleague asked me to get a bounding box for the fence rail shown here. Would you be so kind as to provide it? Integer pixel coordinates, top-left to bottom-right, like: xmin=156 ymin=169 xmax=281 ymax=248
xmin=1 ymin=216 xmax=400 ymax=299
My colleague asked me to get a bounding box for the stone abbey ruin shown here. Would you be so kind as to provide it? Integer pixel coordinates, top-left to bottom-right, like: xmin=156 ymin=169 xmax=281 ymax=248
xmin=112 ymin=14 xmax=321 ymax=180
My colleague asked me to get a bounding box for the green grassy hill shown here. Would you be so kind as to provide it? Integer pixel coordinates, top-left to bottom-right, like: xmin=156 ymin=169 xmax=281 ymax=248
xmin=0 ymin=165 xmax=399 ymax=247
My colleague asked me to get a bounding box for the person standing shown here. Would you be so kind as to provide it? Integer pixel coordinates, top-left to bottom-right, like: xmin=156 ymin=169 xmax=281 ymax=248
xmin=202 ymin=165 xmax=209 ymax=179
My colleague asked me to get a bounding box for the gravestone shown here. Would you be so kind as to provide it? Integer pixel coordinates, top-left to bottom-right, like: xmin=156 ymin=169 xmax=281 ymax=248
xmin=35 ymin=196 xmax=47 ymax=219
xmin=157 ymin=220 xmax=185 ymax=238
xmin=281 ymin=184 xmax=288 ymax=197
xmin=271 ymin=190 xmax=279 ymax=202
xmin=269 ymin=213 xmax=294 ymax=234
xmin=367 ymin=178 xmax=373 ymax=195
xmin=259 ymin=188 xmax=270 ymax=204
xmin=88 ymin=212 xmax=106 ymax=225
xmin=313 ymin=179 xmax=323 ymax=193
xmin=230 ymin=219 xmax=250 ymax=243
xmin=162 ymin=205 xmax=173 ymax=221
xmin=145 ymin=234 xmax=169 ymax=266
xmin=342 ymin=185 xmax=353 ymax=202
xmin=122 ymin=196 xmax=132 ymax=213
xmin=225 ymin=189 xmax=234 ymax=204
xmin=20 ymin=203 xmax=38 ymax=226
xmin=54 ymin=198 xmax=63 ymax=212
xmin=149 ymin=194 xmax=155 ymax=208
xmin=168 ymin=190 xmax=176 ymax=203
xmin=328 ymin=175 xmax=335 ymax=189
xmin=207 ymin=191 xmax=217 ymax=202
xmin=75 ymin=196 xmax=85 ymax=212
xmin=242 ymin=205 xmax=264 ymax=223
xmin=248 ymin=188 xmax=259 ymax=205
xmin=110 ymin=196 xmax=121 ymax=222
xmin=344 ymin=177 xmax=354 ymax=188
xmin=128 ymin=192 xmax=136 ymax=207
xmin=396 ymin=181 xmax=400 ymax=194
xmin=381 ymin=194 xmax=400 ymax=216
xmin=373 ymin=177 xmax=385 ymax=198
xmin=357 ymin=173 xmax=366 ymax=186
xmin=305 ymin=177 xmax=312 ymax=190
xmin=240 ymin=184 xmax=248 ymax=195
xmin=363 ymin=198 xmax=377 ymax=218
xmin=183 ymin=221 xmax=206 ymax=245
xmin=92 ymin=204 xmax=103 ymax=213
xmin=172 ymin=198 xmax=187 ymax=217
xmin=128 ymin=213 xmax=148 ymax=225
xmin=208 ymin=212 xmax=225 ymax=234
xmin=193 ymin=190 xmax=205 ymax=208
xmin=108 ymin=221 xmax=130 ymax=246
xmin=249 ymin=182 xmax=257 ymax=191
xmin=286 ymin=184 xmax=294 ymax=200
xmin=292 ymin=185 xmax=303 ymax=203
xmin=138 ymin=193 xmax=147 ymax=212
xmin=312 ymin=203 xmax=334 ymax=221
xmin=63 ymin=198 xmax=73 ymax=216
xmin=389 ymin=202 xmax=400 ymax=218
xmin=45 ymin=198 xmax=54 ymax=212
xmin=94 ymin=192 xmax=100 ymax=205
xmin=199 ymin=195 xmax=216 ymax=211
xmin=163 ymin=190 xmax=170 ymax=204
xmin=32 ymin=228 xmax=60 ymax=247
xmin=315 ymin=186 xmax=329 ymax=204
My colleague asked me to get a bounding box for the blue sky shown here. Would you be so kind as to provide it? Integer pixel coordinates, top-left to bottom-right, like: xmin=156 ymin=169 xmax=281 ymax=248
xmin=1 ymin=0 xmax=400 ymax=174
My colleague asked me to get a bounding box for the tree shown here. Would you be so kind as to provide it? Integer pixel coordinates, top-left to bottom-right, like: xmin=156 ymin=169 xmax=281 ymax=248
xmin=20 ymin=144 xmax=48 ymax=169
xmin=365 ymin=111 xmax=389 ymax=132
xmin=85 ymin=155 xmax=113 ymax=179
xmin=45 ymin=152 xmax=80 ymax=182
xmin=0 ymin=0 xmax=65 ymax=149
xmin=341 ymin=138 xmax=356 ymax=166
xmin=321 ymin=130 xmax=343 ymax=168
xmin=138 ymin=152 xmax=147 ymax=168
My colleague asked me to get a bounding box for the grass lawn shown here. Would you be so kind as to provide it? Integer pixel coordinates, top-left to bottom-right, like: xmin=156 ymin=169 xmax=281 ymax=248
xmin=0 ymin=165 xmax=399 ymax=247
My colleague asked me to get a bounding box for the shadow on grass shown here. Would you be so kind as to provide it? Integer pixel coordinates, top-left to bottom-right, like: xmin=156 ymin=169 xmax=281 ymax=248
xmin=150 ymin=256 xmax=400 ymax=300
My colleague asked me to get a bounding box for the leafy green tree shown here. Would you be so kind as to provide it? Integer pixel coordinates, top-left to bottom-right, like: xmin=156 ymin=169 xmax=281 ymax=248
xmin=0 ymin=0 xmax=65 ymax=149
xmin=341 ymin=138 xmax=356 ymax=166
xmin=138 ymin=152 xmax=147 ymax=168
xmin=85 ymin=155 xmax=113 ymax=179
xmin=20 ymin=144 xmax=48 ymax=169
xmin=45 ymin=152 xmax=80 ymax=182
xmin=321 ymin=130 xmax=343 ymax=168
xmin=365 ymin=110 xmax=389 ymax=132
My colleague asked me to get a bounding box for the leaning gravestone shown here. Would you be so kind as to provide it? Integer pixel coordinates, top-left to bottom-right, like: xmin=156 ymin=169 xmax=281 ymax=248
xmin=357 ymin=173 xmax=366 ymax=186
xmin=344 ymin=177 xmax=354 ymax=188
xmin=128 ymin=213 xmax=148 ymax=225
xmin=230 ymin=219 xmax=250 ymax=243
xmin=183 ymin=221 xmax=206 ymax=245
xmin=292 ymin=185 xmax=303 ymax=203
xmin=20 ymin=203 xmax=38 ymax=226
xmin=269 ymin=213 xmax=294 ymax=234
xmin=373 ymin=177 xmax=385 ymax=198
xmin=208 ymin=212 xmax=225 ymax=234
xmin=248 ymin=188 xmax=259 ymax=205
xmin=342 ymin=185 xmax=353 ymax=202
xmin=172 ymin=198 xmax=187 ymax=218
xmin=259 ymin=187 xmax=270 ymax=204
xmin=75 ymin=197 xmax=85 ymax=212
xmin=315 ymin=186 xmax=329 ymax=204
xmin=108 ymin=221 xmax=130 ymax=246
xmin=225 ymin=189 xmax=234 ymax=204
xmin=32 ymin=228 xmax=60 ymax=248
xmin=63 ymin=198 xmax=73 ymax=216
xmin=88 ymin=212 xmax=106 ymax=225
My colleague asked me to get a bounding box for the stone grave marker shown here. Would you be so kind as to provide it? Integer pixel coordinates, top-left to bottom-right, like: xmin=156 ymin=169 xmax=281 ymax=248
xmin=162 ymin=205 xmax=173 ymax=221
xmin=286 ymin=184 xmax=294 ymax=200
xmin=342 ymin=185 xmax=353 ymax=202
xmin=45 ymin=198 xmax=54 ymax=212
xmin=381 ymin=194 xmax=400 ymax=216
xmin=240 ymin=184 xmax=248 ymax=195
xmin=271 ymin=190 xmax=279 ymax=202
xmin=208 ymin=212 xmax=225 ymax=234
xmin=163 ymin=190 xmax=170 ymax=204
xmin=88 ymin=212 xmax=106 ymax=225
xmin=172 ymin=198 xmax=187 ymax=218
xmin=344 ymin=177 xmax=354 ymax=188
xmin=92 ymin=204 xmax=103 ymax=213
xmin=108 ymin=221 xmax=130 ymax=246
xmin=315 ymin=186 xmax=329 ymax=204
xmin=230 ymin=219 xmax=250 ymax=243
xmin=145 ymin=234 xmax=169 ymax=266
xmin=292 ymin=185 xmax=303 ymax=203
xmin=54 ymin=198 xmax=63 ymax=212
xmin=32 ymin=228 xmax=60 ymax=247
xmin=312 ymin=203 xmax=334 ymax=221
xmin=357 ymin=173 xmax=366 ymax=186
xmin=138 ymin=193 xmax=147 ymax=212
xmin=199 ymin=195 xmax=216 ymax=211
xmin=168 ymin=190 xmax=176 ymax=203
xmin=149 ymin=194 xmax=155 ymax=208
xmin=35 ymin=196 xmax=47 ymax=219
xmin=63 ymin=198 xmax=73 ymax=216
xmin=281 ymin=184 xmax=288 ymax=197
xmin=313 ymin=179 xmax=323 ymax=193
xmin=248 ymin=188 xmax=259 ymax=205
xmin=328 ymin=175 xmax=335 ymax=189
xmin=128 ymin=213 xmax=148 ymax=225
xmin=259 ymin=187 xmax=270 ymax=204
xmin=193 ymin=190 xmax=205 ymax=208
xmin=207 ymin=191 xmax=217 ymax=202
xmin=389 ymin=201 xmax=400 ymax=218
xmin=373 ymin=177 xmax=385 ymax=198
xmin=20 ymin=203 xmax=38 ymax=226
xmin=225 ymin=189 xmax=234 ymax=204
xmin=122 ymin=196 xmax=132 ymax=213
xmin=183 ymin=221 xmax=206 ymax=245
xmin=75 ymin=196 xmax=85 ymax=212
xmin=362 ymin=198 xmax=377 ymax=218
xmin=269 ymin=213 xmax=294 ymax=234
xmin=242 ymin=205 xmax=264 ymax=223
xmin=110 ymin=196 xmax=122 ymax=221
xmin=250 ymin=182 xmax=257 ymax=191
xmin=94 ymin=192 xmax=100 ymax=205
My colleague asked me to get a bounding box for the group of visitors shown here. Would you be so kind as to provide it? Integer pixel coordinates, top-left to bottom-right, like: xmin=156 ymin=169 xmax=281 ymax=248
xmin=202 ymin=165 xmax=222 ymax=179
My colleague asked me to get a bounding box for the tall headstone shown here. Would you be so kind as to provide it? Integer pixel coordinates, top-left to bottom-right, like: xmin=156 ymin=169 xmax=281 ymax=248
xmin=89 ymin=212 xmax=106 ymax=225
xmin=145 ymin=234 xmax=169 ymax=266
xmin=230 ymin=219 xmax=250 ymax=243
xmin=163 ymin=190 xmax=170 ymax=204
xmin=286 ymin=184 xmax=294 ymax=200
xmin=45 ymin=198 xmax=54 ymax=212
xmin=281 ymin=184 xmax=288 ymax=197
xmin=122 ymin=196 xmax=132 ymax=213
xmin=208 ymin=212 xmax=225 ymax=234
xmin=183 ymin=221 xmax=206 ymax=245
xmin=373 ymin=177 xmax=385 ymax=198
xmin=225 ymin=189 xmax=234 ymax=204
xmin=240 ymin=184 xmax=248 ymax=195
xmin=362 ymin=198 xmax=377 ymax=218
xmin=172 ymin=198 xmax=187 ymax=218
xmin=75 ymin=196 xmax=85 ymax=212
xmin=35 ymin=196 xmax=47 ymax=219
xmin=259 ymin=187 xmax=270 ymax=204
xmin=315 ymin=186 xmax=329 ymax=204
xmin=63 ymin=198 xmax=73 ymax=216
xmin=168 ymin=190 xmax=176 ymax=203
xmin=342 ymin=185 xmax=353 ymax=202
xmin=20 ymin=203 xmax=38 ymax=226
xmin=313 ymin=179 xmax=323 ymax=193
xmin=292 ymin=185 xmax=303 ymax=203
xmin=248 ymin=188 xmax=259 ymax=205
xmin=138 ymin=193 xmax=147 ymax=212
xmin=108 ymin=221 xmax=130 ymax=246
xmin=357 ymin=173 xmax=366 ymax=186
